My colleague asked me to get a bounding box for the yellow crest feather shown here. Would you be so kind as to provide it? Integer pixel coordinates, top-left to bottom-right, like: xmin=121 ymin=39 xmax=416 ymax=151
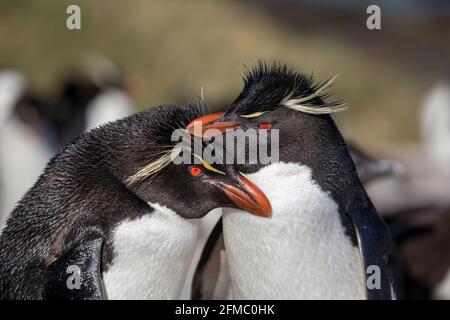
xmin=281 ymin=74 xmax=348 ymax=114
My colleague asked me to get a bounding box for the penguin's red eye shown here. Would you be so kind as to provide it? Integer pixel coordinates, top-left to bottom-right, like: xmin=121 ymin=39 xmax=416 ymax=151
xmin=189 ymin=166 xmax=202 ymax=177
xmin=259 ymin=123 xmax=272 ymax=130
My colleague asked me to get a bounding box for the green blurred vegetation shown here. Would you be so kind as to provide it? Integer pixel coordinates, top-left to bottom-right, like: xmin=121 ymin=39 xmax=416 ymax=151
xmin=0 ymin=0 xmax=443 ymax=148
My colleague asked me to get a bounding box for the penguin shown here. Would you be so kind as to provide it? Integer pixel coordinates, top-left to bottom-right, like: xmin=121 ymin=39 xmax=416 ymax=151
xmin=347 ymin=141 xmax=403 ymax=185
xmin=420 ymin=80 xmax=450 ymax=175
xmin=187 ymin=63 xmax=396 ymax=300
xmin=0 ymin=102 xmax=271 ymax=300
xmin=0 ymin=63 xmax=132 ymax=226
xmin=0 ymin=71 xmax=55 ymax=226
xmin=49 ymin=62 xmax=132 ymax=147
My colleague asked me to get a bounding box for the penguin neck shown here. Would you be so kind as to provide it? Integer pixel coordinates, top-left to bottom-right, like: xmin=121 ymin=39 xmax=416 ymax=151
xmin=103 ymin=203 xmax=200 ymax=299
xmin=239 ymin=113 xmax=370 ymax=237
xmin=223 ymin=163 xmax=365 ymax=299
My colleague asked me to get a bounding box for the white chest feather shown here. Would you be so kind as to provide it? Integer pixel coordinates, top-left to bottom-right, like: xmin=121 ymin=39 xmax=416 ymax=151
xmin=223 ymin=162 xmax=365 ymax=299
xmin=103 ymin=204 xmax=199 ymax=299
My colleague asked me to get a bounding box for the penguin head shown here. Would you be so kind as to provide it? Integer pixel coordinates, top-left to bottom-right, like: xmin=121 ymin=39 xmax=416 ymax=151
xmin=124 ymin=103 xmax=272 ymax=219
xmin=134 ymin=156 xmax=271 ymax=219
xmin=187 ymin=62 xmax=346 ymax=139
xmin=186 ymin=62 xmax=347 ymax=174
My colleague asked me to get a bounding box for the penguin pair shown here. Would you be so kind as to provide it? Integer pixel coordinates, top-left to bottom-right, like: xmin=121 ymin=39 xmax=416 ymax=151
xmin=188 ymin=63 xmax=397 ymax=300
xmin=0 ymin=102 xmax=271 ymax=299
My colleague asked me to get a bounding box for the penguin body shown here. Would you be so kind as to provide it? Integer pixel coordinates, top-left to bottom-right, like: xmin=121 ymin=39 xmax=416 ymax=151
xmin=103 ymin=204 xmax=199 ymax=299
xmin=189 ymin=63 xmax=395 ymax=299
xmin=223 ymin=163 xmax=364 ymax=299
xmin=421 ymin=80 xmax=450 ymax=175
xmin=0 ymin=71 xmax=54 ymax=225
xmin=0 ymin=102 xmax=271 ymax=299
xmin=84 ymin=88 xmax=132 ymax=132
xmin=0 ymin=66 xmax=132 ymax=226
xmin=49 ymin=68 xmax=132 ymax=147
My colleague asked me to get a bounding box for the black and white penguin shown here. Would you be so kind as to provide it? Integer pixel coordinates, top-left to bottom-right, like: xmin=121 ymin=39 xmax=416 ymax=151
xmin=188 ymin=63 xmax=396 ymax=300
xmin=0 ymin=71 xmax=55 ymax=226
xmin=420 ymin=80 xmax=450 ymax=175
xmin=0 ymin=64 xmax=132 ymax=226
xmin=347 ymin=141 xmax=403 ymax=185
xmin=0 ymin=102 xmax=271 ymax=300
xmin=49 ymin=61 xmax=132 ymax=147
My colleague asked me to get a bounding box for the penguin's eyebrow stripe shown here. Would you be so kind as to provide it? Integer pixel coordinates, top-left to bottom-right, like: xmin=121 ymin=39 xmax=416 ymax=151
xmin=125 ymin=145 xmax=225 ymax=185
xmin=192 ymin=154 xmax=225 ymax=175
xmin=125 ymin=148 xmax=177 ymax=185
xmin=281 ymin=74 xmax=348 ymax=114
xmin=240 ymin=111 xmax=268 ymax=118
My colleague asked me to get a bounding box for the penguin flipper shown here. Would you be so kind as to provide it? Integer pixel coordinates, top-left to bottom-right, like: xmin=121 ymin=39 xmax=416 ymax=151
xmin=192 ymin=218 xmax=230 ymax=299
xmin=348 ymin=207 xmax=397 ymax=300
xmin=44 ymin=232 xmax=105 ymax=300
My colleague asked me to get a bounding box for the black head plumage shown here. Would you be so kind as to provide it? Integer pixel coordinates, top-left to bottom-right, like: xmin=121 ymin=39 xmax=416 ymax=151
xmin=230 ymin=61 xmax=345 ymax=116
xmin=135 ymin=101 xmax=208 ymax=154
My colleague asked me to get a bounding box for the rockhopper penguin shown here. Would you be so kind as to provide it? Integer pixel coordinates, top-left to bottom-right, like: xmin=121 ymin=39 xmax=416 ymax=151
xmin=0 ymin=102 xmax=271 ymax=300
xmin=188 ymin=63 xmax=396 ymax=299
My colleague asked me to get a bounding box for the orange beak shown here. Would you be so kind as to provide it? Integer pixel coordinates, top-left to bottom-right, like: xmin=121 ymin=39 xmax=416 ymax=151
xmin=188 ymin=113 xmax=270 ymax=217
xmin=186 ymin=112 xmax=237 ymax=138
xmin=221 ymin=174 xmax=272 ymax=218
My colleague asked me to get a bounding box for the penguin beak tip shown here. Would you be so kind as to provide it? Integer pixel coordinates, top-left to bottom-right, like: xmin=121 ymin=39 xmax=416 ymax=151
xmin=187 ymin=113 xmax=271 ymax=216
xmin=221 ymin=175 xmax=272 ymax=218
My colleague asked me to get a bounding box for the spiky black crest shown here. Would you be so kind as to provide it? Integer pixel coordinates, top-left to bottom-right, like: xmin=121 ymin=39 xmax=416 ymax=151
xmin=232 ymin=61 xmax=346 ymax=115
xmin=144 ymin=100 xmax=208 ymax=148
